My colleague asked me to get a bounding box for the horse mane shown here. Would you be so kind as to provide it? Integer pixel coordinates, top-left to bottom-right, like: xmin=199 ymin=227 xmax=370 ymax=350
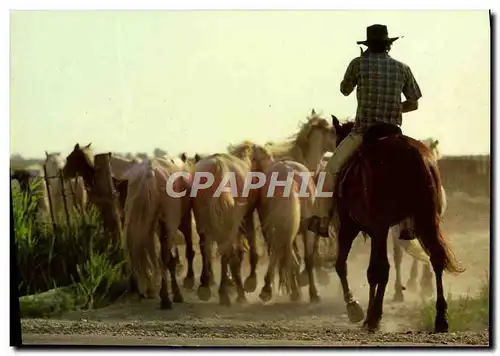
xmin=265 ymin=112 xmax=332 ymax=161
xmin=227 ymin=140 xmax=274 ymax=171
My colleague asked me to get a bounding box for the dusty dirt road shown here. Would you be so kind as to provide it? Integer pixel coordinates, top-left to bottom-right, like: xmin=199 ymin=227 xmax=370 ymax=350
xmin=20 ymin=192 xmax=490 ymax=347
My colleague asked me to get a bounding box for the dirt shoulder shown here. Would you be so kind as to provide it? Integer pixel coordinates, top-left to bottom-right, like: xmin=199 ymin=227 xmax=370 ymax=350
xmin=21 ymin=319 xmax=489 ymax=347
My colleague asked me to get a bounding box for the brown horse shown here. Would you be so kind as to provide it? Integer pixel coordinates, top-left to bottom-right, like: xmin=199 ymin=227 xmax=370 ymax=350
xmin=63 ymin=144 xmax=129 ymax=218
xmin=323 ymin=118 xmax=464 ymax=333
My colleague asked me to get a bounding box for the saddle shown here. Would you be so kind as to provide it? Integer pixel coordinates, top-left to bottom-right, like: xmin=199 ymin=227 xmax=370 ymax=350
xmin=362 ymin=123 xmax=402 ymax=145
xmin=337 ymin=123 xmax=403 ymax=198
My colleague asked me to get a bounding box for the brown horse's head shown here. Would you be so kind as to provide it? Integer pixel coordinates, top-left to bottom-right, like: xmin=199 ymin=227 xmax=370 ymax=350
xmin=63 ymin=143 xmax=93 ymax=179
xmin=331 ymin=115 xmax=355 ymax=147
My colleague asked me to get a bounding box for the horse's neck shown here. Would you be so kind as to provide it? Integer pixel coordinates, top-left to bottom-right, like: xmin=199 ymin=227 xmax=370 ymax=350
xmin=289 ymin=140 xmax=325 ymax=172
xmin=78 ymin=160 xmax=96 ymax=189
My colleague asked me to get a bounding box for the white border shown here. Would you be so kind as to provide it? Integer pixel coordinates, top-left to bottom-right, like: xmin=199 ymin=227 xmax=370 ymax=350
xmin=3 ymin=1 xmax=498 ymax=355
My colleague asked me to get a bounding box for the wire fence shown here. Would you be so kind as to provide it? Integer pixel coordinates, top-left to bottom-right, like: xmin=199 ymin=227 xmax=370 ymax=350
xmin=11 ymin=166 xmax=88 ymax=234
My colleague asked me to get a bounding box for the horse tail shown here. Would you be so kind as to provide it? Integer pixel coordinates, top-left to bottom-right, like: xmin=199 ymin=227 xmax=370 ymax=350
xmin=397 ymin=167 xmax=448 ymax=265
xmin=412 ymin=154 xmax=464 ymax=274
xmin=122 ymin=164 xmax=161 ymax=297
xmin=260 ymin=186 xmax=301 ymax=296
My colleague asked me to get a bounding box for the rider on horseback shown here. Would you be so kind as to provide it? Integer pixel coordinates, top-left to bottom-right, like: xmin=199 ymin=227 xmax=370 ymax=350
xmin=308 ymin=24 xmax=422 ymax=237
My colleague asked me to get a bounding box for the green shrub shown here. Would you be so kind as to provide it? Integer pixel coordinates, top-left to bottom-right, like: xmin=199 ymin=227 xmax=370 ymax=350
xmin=417 ymin=278 xmax=490 ymax=332
xmin=13 ymin=178 xmax=129 ymax=316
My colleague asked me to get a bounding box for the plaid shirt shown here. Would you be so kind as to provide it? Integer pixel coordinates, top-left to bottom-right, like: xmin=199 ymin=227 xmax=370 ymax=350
xmin=340 ymin=50 xmax=422 ymax=134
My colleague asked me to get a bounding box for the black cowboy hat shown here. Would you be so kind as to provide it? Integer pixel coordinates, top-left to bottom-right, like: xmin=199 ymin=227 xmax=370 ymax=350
xmin=357 ymin=24 xmax=401 ymax=45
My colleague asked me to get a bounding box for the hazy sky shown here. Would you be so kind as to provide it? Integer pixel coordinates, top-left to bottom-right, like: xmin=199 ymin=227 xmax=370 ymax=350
xmin=10 ymin=10 xmax=490 ymax=158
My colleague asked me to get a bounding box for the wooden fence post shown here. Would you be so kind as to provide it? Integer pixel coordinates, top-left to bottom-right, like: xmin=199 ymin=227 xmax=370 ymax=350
xmin=42 ymin=165 xmax=57 ymax=233
xmin=92 ymin=153 xmax=123 ymax=238
xmin=58 ymin=170 xmax=71 ymax=227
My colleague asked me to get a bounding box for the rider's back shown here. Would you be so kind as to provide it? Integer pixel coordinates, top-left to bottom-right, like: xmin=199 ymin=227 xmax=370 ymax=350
xmin=344 ymin=50 xmax=419 ymax=134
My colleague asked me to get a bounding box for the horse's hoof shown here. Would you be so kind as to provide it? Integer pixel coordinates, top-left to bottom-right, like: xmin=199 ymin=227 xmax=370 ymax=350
xmin=173 ymin=294 xmax=184 ymax=303
xmin=219 ymin=294 xmax=232 ymax=307
xmin=393 ymin=291 xmax=404 ymax=302
xmin=244 ymin=275 xmax=257 ymax=293
xmin=160 ymin=299 xmax=173 ymax=310
xmin=434 ymin=319 xmax=449 ymax=333
xmin=259 ymin=288 xmax=272 ymax=303
xmin=183 ymin=276 xmax=195 ymax=290
xmin=346 ymin=301 xmax=364 ymax=323
xmin=316 ymin=269 xmax=330 ymax=286
xmin=298 ymin=270 xmax=309 ymax=287
xmin=197 ymin=286 xmax=212 ymax=301
xmin=362 ymin=319 xmax=379 ymax=333
xmin=310 ymin=294 xmax=321 ymax=304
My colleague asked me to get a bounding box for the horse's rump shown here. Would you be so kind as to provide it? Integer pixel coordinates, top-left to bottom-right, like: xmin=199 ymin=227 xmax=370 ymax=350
xmin=192 ymin=155 xmax=250 ymax=252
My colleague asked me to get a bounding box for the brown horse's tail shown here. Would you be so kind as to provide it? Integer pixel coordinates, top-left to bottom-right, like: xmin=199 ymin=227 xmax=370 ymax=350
xmin=412 ymin=152 xmax=464 ymax=275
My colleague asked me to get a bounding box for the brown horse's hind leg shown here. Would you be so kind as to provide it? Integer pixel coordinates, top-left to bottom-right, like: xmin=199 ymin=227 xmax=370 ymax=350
xmin=243 ymin=214 xmax=258 ymax=293
xmin=180 ymin=212 xmax=196 ymax=290
xmin=414 ymin=216 xmax=450 ymax=333
xmin=335 ymin=218 xmax=364 ymax=323
xmin=197 ymin=233 xmax=213 ymax=301
xmin=392 ymin=233 xmax=405 ymax=302
xmin=364 ymin=228 xmax=390 ymax=332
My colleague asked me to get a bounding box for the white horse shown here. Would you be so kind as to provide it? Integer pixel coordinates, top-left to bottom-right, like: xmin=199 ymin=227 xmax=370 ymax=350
xmin=192 ymin=141 xmax=273 ymax=306
xmin=109 ymin=154 xmax=143 ymax=181
xmin=122 ymin=157 xmax=193 ymax=309
xmin=44 ymin=152 xmax=87 ymax=224
xmin=256 ymin=109 xmax=337 ymax=303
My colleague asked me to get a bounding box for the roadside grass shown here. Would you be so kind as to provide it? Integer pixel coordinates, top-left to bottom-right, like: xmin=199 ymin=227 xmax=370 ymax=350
xmin=417 ymin=277 xmax=490 ymax=332
xmin=13 ymin=180 xmax=129 ymax=318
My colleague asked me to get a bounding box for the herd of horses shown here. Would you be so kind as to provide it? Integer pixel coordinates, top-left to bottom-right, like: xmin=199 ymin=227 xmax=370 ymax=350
xmin=12 ymin=109 xmax=463 ymax=333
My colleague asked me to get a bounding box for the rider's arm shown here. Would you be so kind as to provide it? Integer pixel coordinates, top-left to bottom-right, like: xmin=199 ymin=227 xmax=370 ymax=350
xmin=340 ymin=58 xmax=360 ymax=96
xmin=402 ymin=65 xmax=422 ymax=113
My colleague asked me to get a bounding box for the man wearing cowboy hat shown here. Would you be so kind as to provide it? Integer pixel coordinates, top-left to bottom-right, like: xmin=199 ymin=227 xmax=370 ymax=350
xmin=309 ymin=24 xmax=422 ymax=237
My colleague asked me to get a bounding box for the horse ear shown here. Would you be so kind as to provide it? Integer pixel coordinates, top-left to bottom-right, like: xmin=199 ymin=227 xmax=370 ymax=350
xmin=311 ymin=108 xmax=316 ymax=116
xmin=180 ymin=152 xmax=187 ymax=163
xmin=74 ymin=143 xmax=80 ymax=151
xmin=194 ymin=153 xmax=201 ymax=163
xmin=85 ymin=143 xmax=91 ymax=149
xmin=331 ymin=114 xmax=341 ymax=131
